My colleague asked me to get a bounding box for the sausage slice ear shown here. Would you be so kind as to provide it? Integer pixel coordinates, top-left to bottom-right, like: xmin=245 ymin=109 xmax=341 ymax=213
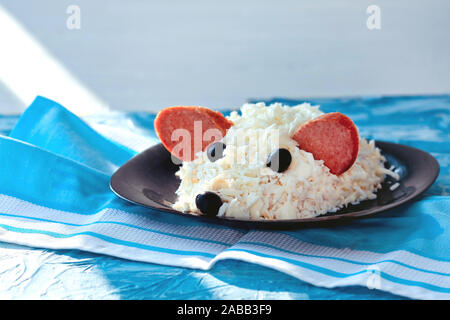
xmin=155 ymin=106 xmax=233 ymax=162
xmin=293 ymin=112 xmax=359 ymax=175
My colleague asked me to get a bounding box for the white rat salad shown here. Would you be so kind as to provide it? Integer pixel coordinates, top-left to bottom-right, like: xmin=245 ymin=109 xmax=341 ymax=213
xmin=154 ymin=102 xmax=399 ymax=220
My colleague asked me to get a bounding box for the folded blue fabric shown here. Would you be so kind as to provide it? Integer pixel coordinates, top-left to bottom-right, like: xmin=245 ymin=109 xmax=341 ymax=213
xmin=0 ymin=96 xmax=449 ymax=299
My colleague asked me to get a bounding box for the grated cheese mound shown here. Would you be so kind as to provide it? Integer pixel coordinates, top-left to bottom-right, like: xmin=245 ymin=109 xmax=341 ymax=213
xmin=172 ymin=102 xmax=399 ymax=220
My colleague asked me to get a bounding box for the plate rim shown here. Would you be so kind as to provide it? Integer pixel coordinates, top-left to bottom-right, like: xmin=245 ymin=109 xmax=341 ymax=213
xmin=110 ymin=141 xmax=440 ymax=229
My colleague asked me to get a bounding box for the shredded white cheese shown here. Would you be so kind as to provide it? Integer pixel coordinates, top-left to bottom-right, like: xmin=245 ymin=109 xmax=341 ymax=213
xmin=173 ymin=102 xmax=398 ymax=220
xmin=390 ymin=182 xmax=400 ymax=191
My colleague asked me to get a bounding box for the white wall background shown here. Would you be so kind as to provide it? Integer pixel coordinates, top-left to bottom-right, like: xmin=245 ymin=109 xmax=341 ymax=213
xmin=0 ymin=0 xmax=449 ymax=114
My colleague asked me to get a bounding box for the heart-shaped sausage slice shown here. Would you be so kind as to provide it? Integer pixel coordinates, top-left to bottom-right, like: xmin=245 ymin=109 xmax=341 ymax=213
xmin=155 ymin=106 xmax=233 ymax=162
xmin=292 ymin=112 xmax=359 ymax=175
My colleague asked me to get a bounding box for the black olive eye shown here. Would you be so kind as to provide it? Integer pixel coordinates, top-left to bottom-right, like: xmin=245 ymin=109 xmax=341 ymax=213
xmin=195 ymin=192 xmax=223 ymax=216
xmin=267 ymin=148 xmax=292 ymax=173
xmin=207 ymin=142 xmax=226 ymax=162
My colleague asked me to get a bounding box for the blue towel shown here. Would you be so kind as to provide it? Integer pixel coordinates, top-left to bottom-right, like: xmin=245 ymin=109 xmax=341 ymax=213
xmin=0 ymin=95 xmax=448 ymax=300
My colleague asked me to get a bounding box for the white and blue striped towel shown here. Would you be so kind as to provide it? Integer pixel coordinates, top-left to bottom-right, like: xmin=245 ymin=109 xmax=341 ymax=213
xmin=0 ymin=96 xmax=448 ymax=300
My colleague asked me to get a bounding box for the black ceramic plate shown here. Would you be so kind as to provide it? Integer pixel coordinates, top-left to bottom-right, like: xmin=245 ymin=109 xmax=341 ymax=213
xmin=110 ymin=141 xmax=439 ymax=229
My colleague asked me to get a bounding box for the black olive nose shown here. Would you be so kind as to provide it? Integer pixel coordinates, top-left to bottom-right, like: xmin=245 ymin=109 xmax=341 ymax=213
xmin=207 ymin=142 xmax=226 ymax=162
xmin=267 ymin=148 xmax=292 ymax=173
xmin=195 ymin=192 xmax=223 ymax=216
